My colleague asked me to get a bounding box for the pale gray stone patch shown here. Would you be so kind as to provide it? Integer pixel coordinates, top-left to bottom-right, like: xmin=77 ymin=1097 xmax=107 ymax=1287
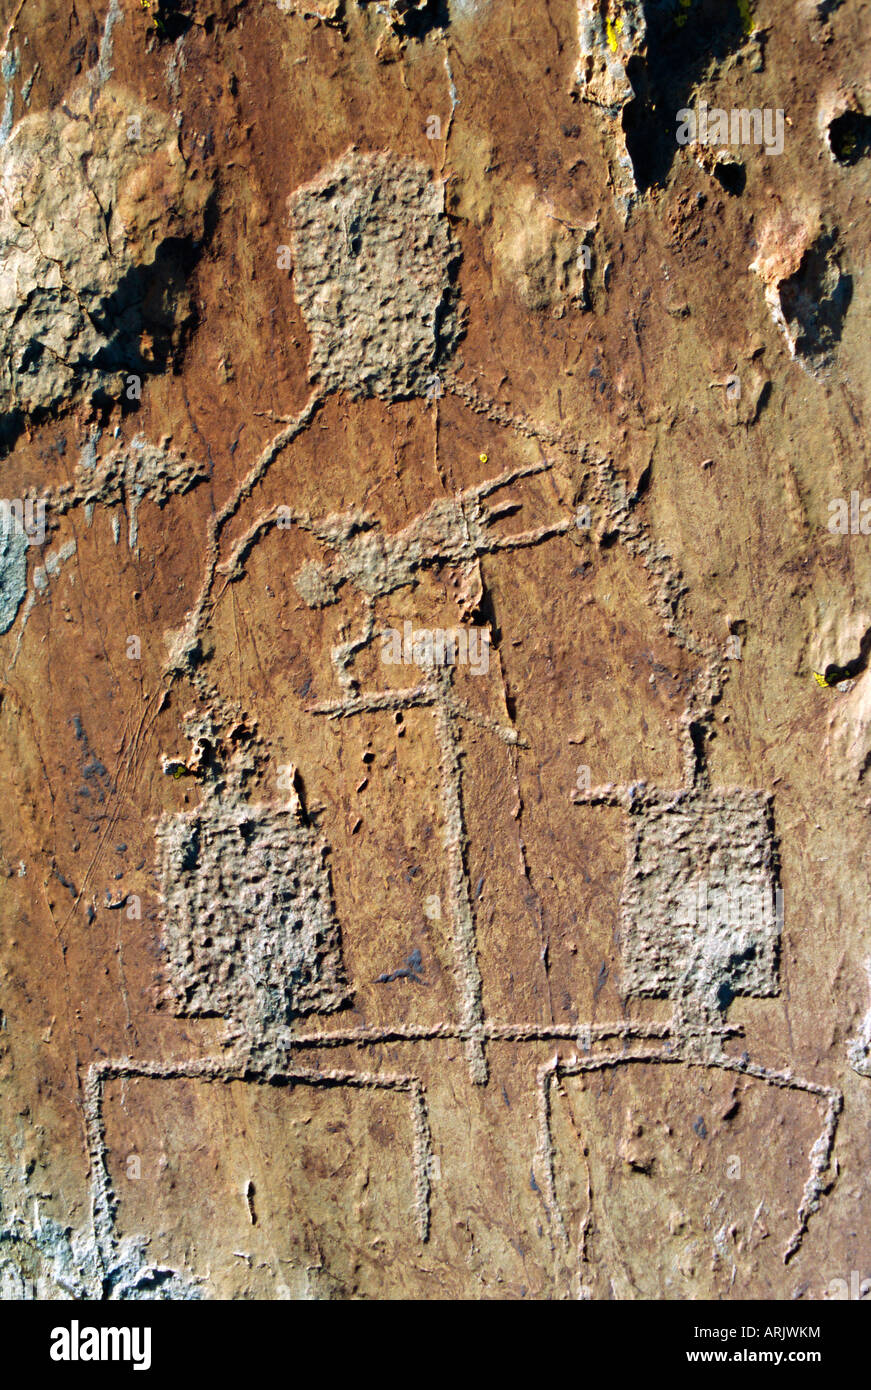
xmin=0 ymin=48 xmax=19 ymax=148
xmin=157 ymin=790 xmax=349 ymax=1032
xmin=0 ymin=516 xmax=27 ymax=633
xmin=0 ymin=1213 xmax=200 ymax=1300
xmin=619 ymin=787 xmax=780 ymax=1017
xmin=288 ymin=150 xmax=464 ymax=401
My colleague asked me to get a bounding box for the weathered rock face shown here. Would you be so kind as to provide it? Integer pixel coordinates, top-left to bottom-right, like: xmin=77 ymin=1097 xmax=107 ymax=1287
xmin=276 ymin=0 xmax=443 ymax=27
xmin=0 ymin=83 xmax=210 ymax=435
xmin=0 ymin=1210 xmax=200 ymax=1300
xmin=362 ymin=0 xmax=442 ymax=28
xmin=752 ymin=220 xmax=852 ymax=373
xmin=0 ymin=0 xmax=870 ymax=1307
xmin=574 ymin=0 xmax=648 ymax=109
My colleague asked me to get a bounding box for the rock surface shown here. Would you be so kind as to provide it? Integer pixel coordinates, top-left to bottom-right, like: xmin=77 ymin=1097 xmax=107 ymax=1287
xmin=0 ymin=82 xmax=210 ymax=437
xmin=0 ymin=0 xmax=869 ymax=1303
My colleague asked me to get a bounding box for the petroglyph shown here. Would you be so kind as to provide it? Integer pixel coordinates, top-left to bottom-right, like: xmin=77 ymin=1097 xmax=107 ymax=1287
xmin=141 ymin=349 xmax=840 ymax=1280
xmin=57 ymin=438 xmax=208 ymax=551
xmin=288 ymin=151 xmax=463 ymax=400
xmin=136 ymin=360 xmax=845 ymax=1287
xmin=616 ymin=787 xmax=780 ymax=1025
xmin=290 ymin=461 xmax=569 ymax=610
xmin=197 ymin=454 xmax=572 ymax=692
xmin=157 ymin=781 xmax=349 ymax=1033
xmin=83 ymin=1058 xmax=433 ymax=1250
xmin=311 ymin=664 xmax=524 ymax=1084
xmin=534 ymin=1048 xmax=842 ymax=1272
xmin=1 ymin=0 xmax=866 ymax=1306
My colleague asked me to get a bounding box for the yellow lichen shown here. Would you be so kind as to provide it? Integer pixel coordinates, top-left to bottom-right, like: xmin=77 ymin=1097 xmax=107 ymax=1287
xmin=605 ymin=12 xmax=624 ymax=53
